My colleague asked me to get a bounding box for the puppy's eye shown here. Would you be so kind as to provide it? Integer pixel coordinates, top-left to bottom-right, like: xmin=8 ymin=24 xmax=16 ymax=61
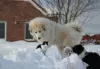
xmin=39 ymin=31 xmax=41 ymax=33
xmin=35 ymin=32 xmax=37 ymax=33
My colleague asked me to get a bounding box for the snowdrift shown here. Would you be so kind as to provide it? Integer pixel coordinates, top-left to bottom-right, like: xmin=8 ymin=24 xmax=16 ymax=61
xmin=0 ymin=41 xmax=99 ymax=69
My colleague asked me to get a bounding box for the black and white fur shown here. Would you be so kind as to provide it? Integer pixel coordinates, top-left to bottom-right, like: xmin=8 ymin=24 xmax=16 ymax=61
xmin=36 ymin=41 xmax=49 ymax=55
xmin=72 ymin=44 xmax=100 ymax=69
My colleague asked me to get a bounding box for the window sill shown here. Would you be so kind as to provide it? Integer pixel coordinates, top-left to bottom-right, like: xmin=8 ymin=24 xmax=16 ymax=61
xmin=24 ymin=39 xmax=37 ymax=42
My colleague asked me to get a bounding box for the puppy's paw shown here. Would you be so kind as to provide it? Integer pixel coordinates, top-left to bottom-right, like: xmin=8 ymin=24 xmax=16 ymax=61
xmin=63 ymin=47 xmax=73 ymax=56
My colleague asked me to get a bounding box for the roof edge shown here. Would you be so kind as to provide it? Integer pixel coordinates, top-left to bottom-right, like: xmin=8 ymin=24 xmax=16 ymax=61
xmin=28 ymin=0 xmax=48 ymax=16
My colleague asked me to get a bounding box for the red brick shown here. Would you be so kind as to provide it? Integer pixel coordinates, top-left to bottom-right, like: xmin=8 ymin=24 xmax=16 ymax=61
xmin=0 ymin=1 xmax=44 ymax=41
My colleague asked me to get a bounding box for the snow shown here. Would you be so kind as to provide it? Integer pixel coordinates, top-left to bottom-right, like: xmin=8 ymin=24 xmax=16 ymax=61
xmin=84 ymin=44 xmax=100 ymax=55
xmin=0 ymin=41 xmax=100 ymax=69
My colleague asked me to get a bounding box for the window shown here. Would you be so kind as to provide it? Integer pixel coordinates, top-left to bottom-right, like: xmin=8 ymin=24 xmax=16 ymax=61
xmin=24 ymin=22 xmax=34 ymax=41
xmin=0 ymin=22 xmax=6 ymax=40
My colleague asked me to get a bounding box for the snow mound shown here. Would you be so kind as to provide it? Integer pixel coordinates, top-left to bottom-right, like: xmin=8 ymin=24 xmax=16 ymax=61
xmin=0 ymin=41 xmax=97 ymax=69
xmin=0 ymin=47 xmax=86 ymax=69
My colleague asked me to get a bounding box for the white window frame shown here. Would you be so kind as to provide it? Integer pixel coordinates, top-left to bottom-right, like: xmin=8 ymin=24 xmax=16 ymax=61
xmin=0 ymin=21 xmax=7 ymax=42
xmin=24 ymin=22 xmax=36 ymax=41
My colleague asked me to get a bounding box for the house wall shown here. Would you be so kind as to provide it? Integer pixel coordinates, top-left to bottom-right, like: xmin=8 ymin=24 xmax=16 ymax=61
xmin=0 ymin=1 xmax=44 ymax=41
xmin=81 ymin=34 xmax=100 ymax=44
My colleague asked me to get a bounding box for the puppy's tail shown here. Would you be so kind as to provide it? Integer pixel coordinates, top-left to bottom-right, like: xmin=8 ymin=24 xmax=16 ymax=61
xmin=66 ymin=20 xmax=83 ymax=33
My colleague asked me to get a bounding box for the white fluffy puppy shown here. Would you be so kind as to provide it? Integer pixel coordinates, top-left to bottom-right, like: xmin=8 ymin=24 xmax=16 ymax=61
xmin=29 ymin=17 xmax=83 ymax=57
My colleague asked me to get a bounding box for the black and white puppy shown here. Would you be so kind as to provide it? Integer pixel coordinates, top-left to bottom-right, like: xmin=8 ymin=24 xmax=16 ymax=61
xmin=36 ymin=41 xmax=49 ymax=55
xmin=72 ymin=44 xmax=100 ymax=69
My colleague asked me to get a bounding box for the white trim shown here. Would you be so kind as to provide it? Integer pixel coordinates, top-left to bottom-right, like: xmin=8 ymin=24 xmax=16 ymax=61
xmin=28 ymin=0 xmax=48 ymax=16
xmin=0 ymin=21 xmax=7 ymax=42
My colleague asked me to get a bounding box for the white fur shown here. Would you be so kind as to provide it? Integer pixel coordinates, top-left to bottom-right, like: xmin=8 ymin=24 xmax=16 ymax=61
xmin=79 ymin=49 xmax=87 ymax=59
xmin=29 ymin=17 xmax=83 ymax=57
xmin=41 ymin=44 xmax=49 ymax=53
xmin=63 ymin=47 xmax=73 ymax=57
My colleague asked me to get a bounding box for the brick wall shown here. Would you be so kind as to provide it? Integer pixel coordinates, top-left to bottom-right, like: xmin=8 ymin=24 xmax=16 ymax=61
xmin=0 ymin=1 xmax=44 ymax=41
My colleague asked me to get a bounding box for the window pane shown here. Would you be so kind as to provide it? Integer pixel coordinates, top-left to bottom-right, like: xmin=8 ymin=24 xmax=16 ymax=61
xmin=0 ymin=23 xmax=5 ymax=29
xmin=25 ymin=23 xmax=33 ymax=39
xmin=0 ymin=29 xmax=5 ymax=38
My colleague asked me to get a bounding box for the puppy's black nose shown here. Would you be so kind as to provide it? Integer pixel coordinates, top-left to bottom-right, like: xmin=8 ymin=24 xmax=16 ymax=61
xmin=38 ymin=37 xmax=41 ymax=40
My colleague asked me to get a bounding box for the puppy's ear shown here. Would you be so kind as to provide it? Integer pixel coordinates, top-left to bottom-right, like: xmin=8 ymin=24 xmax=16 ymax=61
xmin=43 ymin=41 xmax=48 ymax=45
xmin=28 ymin=25 xmax=32 ymax=33
xmin=36 ymin=44 xmax=41 ymax=49
xmin=72 ymin=44 xmax=84 ymax=55
xmin=42 ymin=24 xmax=46 ymax=31
xmin=28 ymin=27 xmax=32 ymax=33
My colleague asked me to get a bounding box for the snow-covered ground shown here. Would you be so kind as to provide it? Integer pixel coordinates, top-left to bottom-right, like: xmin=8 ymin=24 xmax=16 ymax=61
xmin=0 ymin=40 xmax=100 ymax=69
